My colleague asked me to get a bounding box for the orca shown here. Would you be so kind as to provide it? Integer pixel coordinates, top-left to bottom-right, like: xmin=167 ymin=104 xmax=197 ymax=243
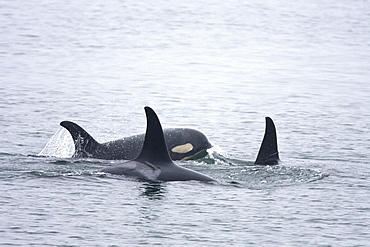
xmin=254 ymin=117 xmax=280 ymax=165
xmin=100 ymin=107 xmax=216 ymax=182
xmin=60 ymin=122 xmax=212 ymax=161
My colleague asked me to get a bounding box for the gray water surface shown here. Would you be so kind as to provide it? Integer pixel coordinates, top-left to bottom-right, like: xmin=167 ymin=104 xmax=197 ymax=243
xmin=1 ymin=1 xmax=369 ymax=246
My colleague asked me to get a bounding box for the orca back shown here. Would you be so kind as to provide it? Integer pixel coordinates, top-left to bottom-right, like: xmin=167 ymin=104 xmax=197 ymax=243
xmin=101 ymin=107 xmax=216 ymax=182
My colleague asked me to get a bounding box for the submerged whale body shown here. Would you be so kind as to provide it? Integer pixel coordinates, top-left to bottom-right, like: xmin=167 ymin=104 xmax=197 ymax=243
xmin=60 ymin=121 xmax=212 ymax=161
xmin=101 ymin=107 xmax=216 ymax=182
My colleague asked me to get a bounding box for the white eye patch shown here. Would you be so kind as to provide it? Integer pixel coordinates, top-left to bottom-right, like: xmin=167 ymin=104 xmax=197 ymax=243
xmin=171 ymin=143 xmax=194 ymax=154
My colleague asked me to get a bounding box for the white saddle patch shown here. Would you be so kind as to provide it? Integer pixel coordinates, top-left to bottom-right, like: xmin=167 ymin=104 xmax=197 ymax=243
xmin=135 ymin=162 xmax=161 ymax=181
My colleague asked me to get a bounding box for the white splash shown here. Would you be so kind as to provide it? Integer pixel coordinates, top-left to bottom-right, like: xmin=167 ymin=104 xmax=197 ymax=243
xmin=38 ymin=127 xmax=74 ymax=158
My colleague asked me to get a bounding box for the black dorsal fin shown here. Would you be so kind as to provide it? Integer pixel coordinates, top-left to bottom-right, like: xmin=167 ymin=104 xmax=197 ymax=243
xmin=134 ymin=107 xmax=173 ymax=165
xmin=254 ymin=117 xmax=280 ymax=165
xmin=60 ymin=121 xmax=99 ymax=158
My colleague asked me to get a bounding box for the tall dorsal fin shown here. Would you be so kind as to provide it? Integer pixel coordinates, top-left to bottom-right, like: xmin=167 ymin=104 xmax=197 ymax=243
xmin=134 ymin=107 xmax=172 ymax=165
xmin=60 ymin=121 xmax=99 ymax=158
xmin=254 ymin=117 xmax=280 ymax=165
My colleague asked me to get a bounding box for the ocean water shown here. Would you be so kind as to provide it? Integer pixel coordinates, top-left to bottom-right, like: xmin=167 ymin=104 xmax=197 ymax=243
xmin=1 ymin=0 xmax=369 ymax=246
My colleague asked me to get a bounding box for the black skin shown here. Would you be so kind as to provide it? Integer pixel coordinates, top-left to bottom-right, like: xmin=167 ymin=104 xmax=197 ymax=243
xmin=100 ymin=107 xmax=216 ymax=182
xmin=60 ymin=121 xmax=212 ymax=161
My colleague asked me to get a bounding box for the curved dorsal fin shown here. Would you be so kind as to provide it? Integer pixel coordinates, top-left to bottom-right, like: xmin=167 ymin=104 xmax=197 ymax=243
xmin=60 ymin=121 xmax=99 ymax=158
xmin=134 ymin=107 xmax=173 ymax=165
xmin=254 ymin=117 xmax=280 ymax=165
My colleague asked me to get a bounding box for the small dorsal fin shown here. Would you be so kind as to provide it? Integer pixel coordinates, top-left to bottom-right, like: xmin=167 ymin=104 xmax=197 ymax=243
xmin=254 ymin=117 xmax=280 ymax=165
xmin=134 ymin=107 xmax=173 ymax=165
xmin=60 ymin=121 xmax=99 ymax=158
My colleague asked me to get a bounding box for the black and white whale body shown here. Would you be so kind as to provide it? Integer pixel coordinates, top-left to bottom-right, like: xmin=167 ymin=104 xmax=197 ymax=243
xmin=60 ymin=108 xmax=279 ymax=168
xmin=60 ymin=121 xmax=212 ymax=161
xmin=101 ymin=107 xmax=216 ymax=182
xmin=254 ymin=117 xmax=280 ymax=165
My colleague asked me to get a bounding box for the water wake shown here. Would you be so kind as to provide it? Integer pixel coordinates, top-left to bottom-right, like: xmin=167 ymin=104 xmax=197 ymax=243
xmin=193 ymin=151 xmax=329 ymax=189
